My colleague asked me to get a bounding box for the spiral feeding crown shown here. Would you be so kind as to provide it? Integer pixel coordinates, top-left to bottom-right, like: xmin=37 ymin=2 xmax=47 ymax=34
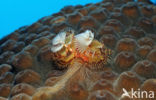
xmin=51 ymin=29 xmax=112 ymax=69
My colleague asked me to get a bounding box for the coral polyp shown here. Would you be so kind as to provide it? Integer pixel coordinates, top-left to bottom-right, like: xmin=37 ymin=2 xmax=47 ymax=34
xmin=51 ymin=29 xmax=112 ymax=69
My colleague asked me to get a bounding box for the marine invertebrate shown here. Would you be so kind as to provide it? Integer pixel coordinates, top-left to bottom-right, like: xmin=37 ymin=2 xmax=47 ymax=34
xmin=67 ymin=12 xmax=82 ymax=25
xmin=110 ymin=12 xmax=129 ymax=27
xmin=126 ymin=27 xmax=145 ymax=39
xmin=100 ymin=71 xmax=117 ymax=81
xmin=51 ymin=29 xmax=111 ymax=69
xmin=44 ymin=77 xmax=58 ymax=86
xmin=51 ymin=31 xmax=66 ymax=53
xmin=116 ymin=38 xmax=137 ymax=52
xmin=98 ymin=25 xmax=117 ymax=36
xmin=114 ymin=51 xmax=136 ymax=71
xmin=88 ymin=90 xmax=116 ymax=100
xmin=89 ymin=8 xmax=107 ymax=22
xmin=141 ymin=5 xmax=153 ymax=17
xmin=100 ymin=34 xmax=117 ymax=48
xmin=0 ymin=51 xmax=15 ymax=65
xmin=0 ymin=72 xmax=14 ymax=84
xmin=105 ymin=19 xmax=123 ymax=33
xmin=11 ymin=83 xmax=36 ymax=97
xmin=37 ymin=25 xmax=50 ymax=33
xmin=32 ymin=37 xmax=50 ymax=48
xmin=77 ymin=8 xmax=88 ymax=16
xmin=32 ymin=29 xmax=112 ymax=100
xmin=51 ymin=16 xmax=66 ymax=24
xmin=66 ymin=82 xmax=89 ymax=100
xmin=132 ymin=60 xmax=156 ymax=78
xmin=92 ymin=79 xmax=114 ymax=93
xmin=11 ymin=51 xmax=33 ymax=70
xmin=12 ymin=41 xmax=25 ymax=53
xmin=51 ymin=29 xmax=75 ymax=68
xmin=15 ymin=69 xmax=41 ymax=84
xmin=147 ymin=49 xmax=156 ymax=63
xmin=0 ymin=64 xmax=12 ymax=77
xmin=50 ymin=22 xmax=69 ymax=33
xmin=27 ymin=22 xmax=42 ymax=33
xmin=11 ymin=93 xmax=32 ymax=100
xmin=1 ymin=0 xmax=156 ymax=100
xmin=114 ymin=71 xmax=141 ymax=95
xmin=141 ymin=79 xmax=156 ymax=98
xmin=138 ymin=37 xmax=154 ymax=47
xmin=74 ymin=30 xmax=94 ymax=53
xmin=78 ymin=16 xmax=98 ymax=29
xmin=121 ymin=2 xmax=140 ymax=19
xmin=38 ymin=45 xmax=54 ymax=62
xmin=23 ymin=45 xmax=38 ymax=56
xmin=137 ymin=45 xmax=152 ymax=58
xmin=24 ymin=33 xmax=37 ymax=45
xmin=0 ymin=39 xmax=16 ymax=52
xmin=32 ymin=62 xmax=81 ymax=100
xmin=0 ymin=84 xmax=11 ymax=98
xmin=0 ymin=97 xmax=7 ymax=100
xmin=138 ymin=17 xmax=154 ymax=33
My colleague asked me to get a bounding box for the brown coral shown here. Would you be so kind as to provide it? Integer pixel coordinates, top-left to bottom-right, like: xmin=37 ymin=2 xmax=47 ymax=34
xmin=114 ymin=51 xmax=136 ymax=71
xmin=141 ymin=5 xmax=153 ymax=17
xmin=11 ymin=51 xmax=33 ymax=70
xmin=138 ymin=17 xmax=154 ymax=33
xmin=0 ymin=84 xmax=11 ymax=97
xmin=0 ymin=40 xmax=16 ymax=52
xmin=23 ymin=45 xmax=38 ymax=56
xmin=89 ymin=9 xmax=107 ymax=22
xmin=100 ymin=34 xmax=117 ymax=48
xmin=121 ymin=2 xmax=140 ymax=19
xmin=141 ymin=79 xmax=156 ymax=100
xmin=126 ymin=27 xmax=145 ymax=39
xmin=0 ymin=64 xmax=12 ymax=77
xmin=11 ymin=93 xmax=32 ymax=100
xmin=67 ymin=12 xmax=82 ymax=25
xmin=0 ymin=97 xmax=7 ymax=100
xmin=15 ymin=69 xmax=41 ymax=84
xmin=32 ymin=37 xmax=50 ymax=48
xmin=88 ymin=90 xmax=116 ymax=100
xmin=147 ymin=49 xmax=156 ymax=63
xmin=78 ymin=16 xmax=98 ymax=29
xmin=0 ymin=72 xmax=14 ymax=84
xmin=92 ymin=79 xmax=114 ymax=94
xmin=44 ymin=77 xmax=58 ymax=86
xmin=67 ymin=82 xmax=89 ymax=100
xmin=114 ymin=71 xmax=141 ymax=95
xmin=0 ymin=0 xmax=155 ymax=100
xmin=11 ymin=83 xmax=36 ymax=96
xmin=105 ymin=19 xmax=123 ymax=33
xmin=138 ymin=37 xmax=154 ymax=47
xmin=137 ymin=45 xmax=152 ymax=58
xmin=37 ymin=45 xmax=53 ymax=62
xmin=116 ymin=38 xmax=137 ymax=52
xmin=132 ymin=60 xmax=156 ymax=78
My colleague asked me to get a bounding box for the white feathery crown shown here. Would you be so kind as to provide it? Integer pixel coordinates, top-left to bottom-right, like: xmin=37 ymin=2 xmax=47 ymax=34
xmin=51 ymin=32 xmax=66 ymax=53
xmin=51 ymin=30 xmax=94 ymax=53
xmin=74 ymin=30 xmax=94 ymax=53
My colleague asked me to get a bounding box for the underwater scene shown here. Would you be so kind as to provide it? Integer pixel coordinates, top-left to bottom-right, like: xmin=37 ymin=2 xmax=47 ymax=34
xmin=0 ymin=0 xmax=156 ymax=100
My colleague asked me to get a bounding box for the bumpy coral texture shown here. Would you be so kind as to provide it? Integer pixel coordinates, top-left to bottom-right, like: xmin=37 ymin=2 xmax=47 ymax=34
xmin=0 ymin=0 xmax=156 ymax=100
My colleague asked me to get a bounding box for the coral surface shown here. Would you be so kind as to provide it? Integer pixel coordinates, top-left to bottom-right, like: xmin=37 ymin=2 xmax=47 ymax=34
xmin=0 ymin=0 xmax=156 ymax=100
